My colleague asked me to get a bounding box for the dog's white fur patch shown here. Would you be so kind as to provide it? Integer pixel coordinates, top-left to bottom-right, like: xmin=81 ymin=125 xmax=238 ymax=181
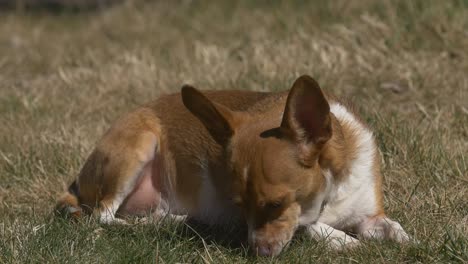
xmin=318 ymin=103 xmax=378 ymax=228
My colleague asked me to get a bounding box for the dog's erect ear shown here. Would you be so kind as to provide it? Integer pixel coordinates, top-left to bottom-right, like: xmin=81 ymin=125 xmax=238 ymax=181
xmin=280 ymin=75 xmax=332 ymax=165
xmin=182 ymin=85 xmax=236 ymax=146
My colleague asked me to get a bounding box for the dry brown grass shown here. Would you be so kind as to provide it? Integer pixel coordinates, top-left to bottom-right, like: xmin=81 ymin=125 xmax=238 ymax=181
xmin=0 ymin=1 xmax=467 ymax=263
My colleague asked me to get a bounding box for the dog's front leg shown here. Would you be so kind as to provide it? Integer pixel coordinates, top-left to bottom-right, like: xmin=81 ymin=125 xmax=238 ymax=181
xmin=305 ymin=222 xmax=360 ymax=249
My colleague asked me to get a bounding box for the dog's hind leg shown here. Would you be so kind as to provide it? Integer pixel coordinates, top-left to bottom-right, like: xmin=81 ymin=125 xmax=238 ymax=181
xmin=77 ymin=109 xmax=165 ymax=223
xmin=55 ymin=109 xmax=167 ymax=224
xmin=99 ymin=131 xmax=159 ymax=224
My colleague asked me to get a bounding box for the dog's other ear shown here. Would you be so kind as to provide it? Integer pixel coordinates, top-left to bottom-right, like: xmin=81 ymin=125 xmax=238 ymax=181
xmin=280 ymin=75 xmax=332 ymax=166
xmin=182 ymin=85 xmax=237 ymax=146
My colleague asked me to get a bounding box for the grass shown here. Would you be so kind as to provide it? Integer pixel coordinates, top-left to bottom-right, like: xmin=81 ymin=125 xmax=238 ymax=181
xmin=0 ymin=0 xmax=467 ymax=263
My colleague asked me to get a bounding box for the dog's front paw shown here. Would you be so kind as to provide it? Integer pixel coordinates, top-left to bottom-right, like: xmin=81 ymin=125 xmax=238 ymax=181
xmin=327 ymin=234 xmax=360 ymax=250
xmin=387 ymin=220 xmax=411 ymax=243
xmin=307 ymin=222 xmax=361 ymax=250
xmin=358 ymin=217 xmax=411 ymax=243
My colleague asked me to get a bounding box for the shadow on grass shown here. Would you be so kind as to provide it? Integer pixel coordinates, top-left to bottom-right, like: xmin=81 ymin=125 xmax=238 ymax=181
xmin=182 ymin=218 xmax=249 ymax=250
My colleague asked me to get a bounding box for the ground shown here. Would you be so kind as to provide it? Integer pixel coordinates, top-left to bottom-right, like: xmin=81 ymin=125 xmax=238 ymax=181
xmin=0 ymin=0 xmax=467 ymax=263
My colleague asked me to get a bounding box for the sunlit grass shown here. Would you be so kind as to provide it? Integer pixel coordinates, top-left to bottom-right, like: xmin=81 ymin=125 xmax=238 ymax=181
xmin=0 ymin=0 xmax=467 ymax=263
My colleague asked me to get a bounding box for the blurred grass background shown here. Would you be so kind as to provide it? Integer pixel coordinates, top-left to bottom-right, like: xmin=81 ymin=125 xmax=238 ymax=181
xmin=0 ymin=0 xmax=467 ymax=263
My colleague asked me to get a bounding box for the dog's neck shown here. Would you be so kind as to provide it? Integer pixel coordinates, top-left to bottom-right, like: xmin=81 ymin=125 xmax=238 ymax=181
xmin=319 ymin=112 xmax=352 ymax=183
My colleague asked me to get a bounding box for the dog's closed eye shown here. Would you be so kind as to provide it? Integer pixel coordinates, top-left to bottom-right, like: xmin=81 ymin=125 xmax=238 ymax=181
xmin=229 ymin=196 xmax=243 ymax=207
xmin=266 ymin=201 xmax=283 ymax=210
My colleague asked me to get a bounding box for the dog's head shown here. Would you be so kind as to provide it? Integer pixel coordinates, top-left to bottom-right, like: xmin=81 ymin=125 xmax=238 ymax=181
xmin=182 ymin=75 xmax=332 ymax=256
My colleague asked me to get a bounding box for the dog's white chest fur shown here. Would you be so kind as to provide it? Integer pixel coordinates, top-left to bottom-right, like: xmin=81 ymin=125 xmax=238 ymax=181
xmin=318 ymin=103 xmax=379 ymax=229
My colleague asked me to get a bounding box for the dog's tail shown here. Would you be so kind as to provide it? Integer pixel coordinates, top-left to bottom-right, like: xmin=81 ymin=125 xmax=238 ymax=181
xmin=55 ymin=180 xmax=83 ymax=218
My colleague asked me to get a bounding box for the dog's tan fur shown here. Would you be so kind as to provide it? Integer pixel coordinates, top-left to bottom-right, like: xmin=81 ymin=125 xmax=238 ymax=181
xmin=56 ymin=75 xmax=409 ymax=256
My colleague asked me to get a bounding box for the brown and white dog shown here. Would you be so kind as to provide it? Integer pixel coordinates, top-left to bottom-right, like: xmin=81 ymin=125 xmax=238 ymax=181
xmin=56 ymin=75 xmax=410 ymax=256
